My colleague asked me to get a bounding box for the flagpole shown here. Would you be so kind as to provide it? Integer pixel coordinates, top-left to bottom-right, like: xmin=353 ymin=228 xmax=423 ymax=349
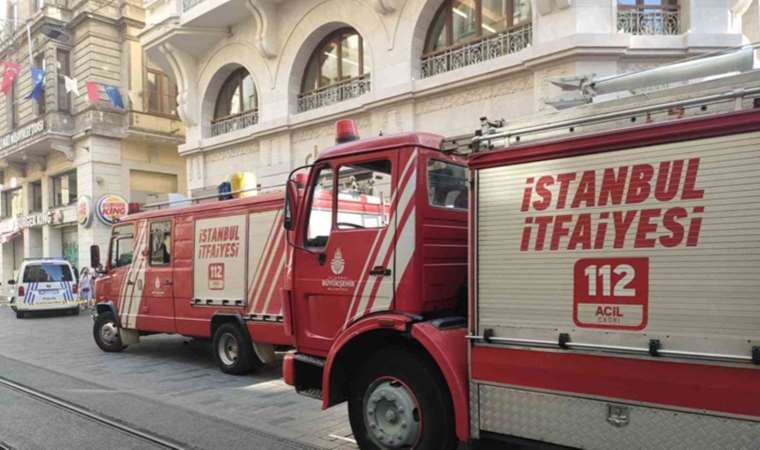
xmin=26 ymin=24 xmax=33 ymax=68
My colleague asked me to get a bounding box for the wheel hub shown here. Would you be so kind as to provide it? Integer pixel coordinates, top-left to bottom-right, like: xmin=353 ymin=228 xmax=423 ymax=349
xmin=100 ymin=322 xmax=119 ymax=345
xmin=364 ymin=379 xmax=420 ymax=448
xmin=218 ymin=333 xmax=239 ymax=366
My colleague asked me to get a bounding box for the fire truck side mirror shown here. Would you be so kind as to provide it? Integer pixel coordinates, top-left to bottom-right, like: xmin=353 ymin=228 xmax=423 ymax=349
xmin=284 ymin=179 xmax=298 ymax=231
xmin=90 ymin=245 xmax=101 ymax=270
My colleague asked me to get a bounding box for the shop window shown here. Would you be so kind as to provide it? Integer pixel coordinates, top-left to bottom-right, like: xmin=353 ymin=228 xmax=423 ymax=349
xmin=146 ymin=69 xmax=178 ymax=116
xmin=52 ymin=170 xmax=76 ymax=207
xmin=110 ymin=225 xmax=134 ymax=268
xmin=149 ymin=221 xmax=171 ymax=266
xmin=427 ymin=160 xmax=468 ymax=210
xmin=2 ymin=188 xmax=22 ymax=218
xmin=298 ymin=28 xmax=371 ymax=112
xmin=30 ymin=181 xmax=42 ymax=212
xmin=305 ymin=166 xmax=334 ymax=248
xmin=336 ymin=160 xmax=391 ymax=229
xmin=34 ymin=53 xmax=45 ymax=116
xmin=56 ymin=49 xmax=70 ymax=113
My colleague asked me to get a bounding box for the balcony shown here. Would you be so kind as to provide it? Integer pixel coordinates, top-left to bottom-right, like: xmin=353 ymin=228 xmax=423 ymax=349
xmin=297 ymin=74 xmax=371 ymax=113
xmin=210 ymin=109 xmax=259 ymax=136
xmin=421 ymin=24 xmax=532 ymax=79
xmin=617 ymin=6 xmax=680 ymax=35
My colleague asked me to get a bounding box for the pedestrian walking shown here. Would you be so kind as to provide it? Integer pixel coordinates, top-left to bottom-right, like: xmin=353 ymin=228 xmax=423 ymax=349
xmin=79 ymin=267 xmax=93 ymax=309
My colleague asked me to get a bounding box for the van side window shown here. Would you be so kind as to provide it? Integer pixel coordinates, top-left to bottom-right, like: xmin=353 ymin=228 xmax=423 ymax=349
xmin=149 ymin=221 xmax=172 ymax=265
xmin=110 ymin=225 xmax=134 ymax=268
xmin=337 ymin=160 xmax=391 ymax=229
xmin=428 ymin=160 xmax=468 ymax=210
xmin=305 ymin=166 xmax=334 ymax=248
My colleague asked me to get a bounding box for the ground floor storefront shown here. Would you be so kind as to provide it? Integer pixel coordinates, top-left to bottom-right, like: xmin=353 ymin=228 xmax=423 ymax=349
xmin=0 ymin=130 xmax=186 ymax=282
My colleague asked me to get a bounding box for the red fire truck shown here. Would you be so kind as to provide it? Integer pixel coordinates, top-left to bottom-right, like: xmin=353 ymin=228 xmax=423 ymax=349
xmin=90 ymin=191 xmax=291 ymax=374
xmin=281 ymin=63 xmax=760 ymax=447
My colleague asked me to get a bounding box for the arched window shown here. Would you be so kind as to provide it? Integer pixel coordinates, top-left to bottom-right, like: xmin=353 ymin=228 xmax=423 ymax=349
xmin=421 ymin=0 xmax=531 ymax=77
xmin=617 ymin=0 xmax=679 ymax=35
xmin=211 ymin=68 xmax=258 ymax=136
xmin=298 ymin=28 xmax=371 ymax=112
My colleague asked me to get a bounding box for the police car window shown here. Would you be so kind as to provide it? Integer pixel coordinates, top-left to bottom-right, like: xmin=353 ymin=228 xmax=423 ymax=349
xmin=337 ymin=160 xmax=391 ymax=229
xmin=428 ymin=160 xmax=468 ymax=210
xmin=305 ymin=166 xmax=334 ymax=247
xmin=149 ymin=221 xmax=171 ymax=266
xmin=111 ymin=225 xmax=134 ymax=268
xmin=23 ymin=264 xmax=73 ymax=282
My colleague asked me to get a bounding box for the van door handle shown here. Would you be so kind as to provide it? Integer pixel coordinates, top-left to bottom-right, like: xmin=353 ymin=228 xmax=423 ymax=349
xmin=369 ymin=266 xmax=391 ymax=276
xmin=164 ymin=280 xmax=173 ymax=286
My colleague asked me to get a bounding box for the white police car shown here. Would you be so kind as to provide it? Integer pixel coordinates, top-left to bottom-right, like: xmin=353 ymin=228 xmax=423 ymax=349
xmin=7 ymin=258 xmax=81 ymax=319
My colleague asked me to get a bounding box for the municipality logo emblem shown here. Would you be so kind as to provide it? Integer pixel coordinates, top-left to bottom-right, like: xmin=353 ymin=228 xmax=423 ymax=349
xmin=331 ymin=248 xmax=345 ymax=275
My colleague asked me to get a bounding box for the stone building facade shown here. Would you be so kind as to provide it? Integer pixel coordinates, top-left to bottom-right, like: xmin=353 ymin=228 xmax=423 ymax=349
xmin=141 ymin=0 xmax=757 ymax=194
xmin=0 ymin=0 xmax=186 ymax=280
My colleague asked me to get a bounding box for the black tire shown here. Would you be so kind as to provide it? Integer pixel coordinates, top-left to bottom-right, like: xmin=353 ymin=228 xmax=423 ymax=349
xmin=70 ymin=307 xmax=80 ymax=316
xmin=348 ymin=347 xmax=457 ymax=450
xmin=212 ymin=322 xmax=262 ymax=375
xmin=93 ymin=312 xmax=126 ymax=352
xmin=15 ymin=310 xmax=24 ymax=319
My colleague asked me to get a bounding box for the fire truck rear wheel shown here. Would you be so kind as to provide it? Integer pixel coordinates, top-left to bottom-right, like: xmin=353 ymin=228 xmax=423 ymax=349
xmin=212 ymin=323 xmax=261 ymax=375
xmin=93 ymin=312 xmax=126 ymax=352
xmin=348 ymin=348 xmax=456 ymax=450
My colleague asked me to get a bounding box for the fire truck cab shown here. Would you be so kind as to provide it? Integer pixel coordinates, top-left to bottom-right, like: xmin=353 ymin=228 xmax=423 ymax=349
xmin=282 ymin=121 xmax=469 ymax=449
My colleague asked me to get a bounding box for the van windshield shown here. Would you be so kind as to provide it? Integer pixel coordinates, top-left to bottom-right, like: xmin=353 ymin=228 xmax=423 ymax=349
xmin=23 ymin=264 xmax=73 ymax=283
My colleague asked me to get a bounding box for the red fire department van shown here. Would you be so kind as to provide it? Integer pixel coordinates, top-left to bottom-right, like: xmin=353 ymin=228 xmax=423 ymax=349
xmin=281 ymin=67 xmax=760 ymax=447
xmin=90 ymin=182 xmax=390 ymax=375
xmin=91 ymin=192 xmax=291 ymax=374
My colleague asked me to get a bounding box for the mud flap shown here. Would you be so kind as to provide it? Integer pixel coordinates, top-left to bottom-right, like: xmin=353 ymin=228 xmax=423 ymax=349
xmin=253 ymin=341 xmax=276 ymax=364
xmin=121 ymin=328 xmax=140 ymax=346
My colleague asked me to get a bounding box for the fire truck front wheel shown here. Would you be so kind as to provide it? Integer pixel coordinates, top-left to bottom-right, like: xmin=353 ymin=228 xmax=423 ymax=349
xmin=212 ymin=323 xmax=261 ymax=375
xmin=348 ymin=348 xmax=456 ymax=450
xmin=93 ymin=312 xmax=126 ymax=352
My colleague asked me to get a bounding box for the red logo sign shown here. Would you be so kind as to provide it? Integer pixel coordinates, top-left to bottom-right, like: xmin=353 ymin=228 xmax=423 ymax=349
xmin=208 ymin=263 xmax=225 ymax=290
xmin=573 ymin=257 xmax=649 ymax=330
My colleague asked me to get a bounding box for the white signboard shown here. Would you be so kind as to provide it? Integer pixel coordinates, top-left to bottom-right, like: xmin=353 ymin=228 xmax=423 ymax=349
xmin=193 ymin=215 xmax=246 ymax=305
xmin=0 ymin=120 xmax=44 ymax=151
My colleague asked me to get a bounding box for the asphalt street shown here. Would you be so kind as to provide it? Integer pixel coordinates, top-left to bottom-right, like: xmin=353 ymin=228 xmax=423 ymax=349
xmin=0 ymin=306 xmax=355 ymax=450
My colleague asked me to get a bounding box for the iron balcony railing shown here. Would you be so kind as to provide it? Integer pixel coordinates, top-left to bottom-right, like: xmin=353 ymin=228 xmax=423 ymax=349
xmin=210 ymin=109 xmax=259 ymax=137
xmin=617 ymin=6 xmax=680 ymax=35
xmin=421 ymin=24 xmax=532 ymax=79
xmin=182 ymin=0 xmax=205 ymax=12
xmin=297 ymin=74 xmax=371 ymax=113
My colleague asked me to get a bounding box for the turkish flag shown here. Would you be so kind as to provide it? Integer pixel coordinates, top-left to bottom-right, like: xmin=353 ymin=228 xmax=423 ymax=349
xmin=86 ymin=81 xmax=100 ymax=103
xmin=1 ymin=62 xmax=20 ymax=96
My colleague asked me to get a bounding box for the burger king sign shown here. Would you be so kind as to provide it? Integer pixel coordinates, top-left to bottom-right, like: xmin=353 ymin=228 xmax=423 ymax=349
xmin=96 ymin=194 xmax=129 ymax=225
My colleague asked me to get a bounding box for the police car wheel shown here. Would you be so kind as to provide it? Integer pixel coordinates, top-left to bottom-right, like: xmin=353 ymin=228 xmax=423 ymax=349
xmin=348 ymin=347 xmax=457 ymax=450
xmin=212 ymin=323 xmax=259 ymax=375
xmin=93 ymin=312 xmax=126 ymax=352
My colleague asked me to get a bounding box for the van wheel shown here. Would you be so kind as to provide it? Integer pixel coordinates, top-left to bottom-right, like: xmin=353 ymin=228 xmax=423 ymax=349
xmin=348 ymin=348 xmax=457 ymax=450
xmin=93 ymin=312 xmax=126 ymax=352
xmin=212 ymin=323 xmax=261 ymax=375
xmin=15 ymin=310 xmax=24 ymax=319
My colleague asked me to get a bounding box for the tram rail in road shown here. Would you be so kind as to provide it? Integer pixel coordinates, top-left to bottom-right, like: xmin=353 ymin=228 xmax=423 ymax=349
xmin=0 ymin=375 xmax=187 ymax=450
